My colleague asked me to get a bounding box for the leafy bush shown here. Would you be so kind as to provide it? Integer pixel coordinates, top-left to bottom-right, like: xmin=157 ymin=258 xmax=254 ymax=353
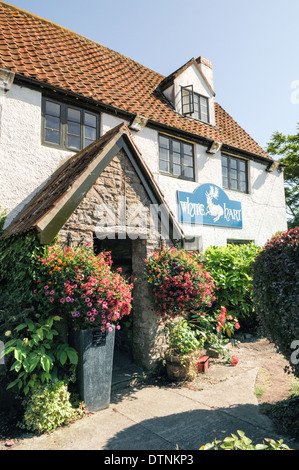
xmin=252 ymin=228 xmax=299 ymax=377
xmin=1 ymin=316 xmax=78 ymax=396
xmin=190 ymin=305 xmax=240 ymax=356
xmin=261 ymin=394 xmax=299 ymax=440
xmin=34 ymin=244 xmax=133 ymax=332
xmin=164 ymin=318 xmax=201 ymax=356
xmin=200 ymin=430 xmax=292 ymax=450
xmin=145 ymin=247 xmax=215 ymax=321
xmin=0 ymin=232 xmax=45 ymax=337
xmin=19 ymin=380 xmax=84 ymax=434
xmin=200 ymin=244 xmax=260 ymax=331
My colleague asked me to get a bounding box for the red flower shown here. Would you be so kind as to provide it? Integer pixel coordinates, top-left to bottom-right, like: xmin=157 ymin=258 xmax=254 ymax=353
xmin=231 ymin=355 xmax=239 ymax=366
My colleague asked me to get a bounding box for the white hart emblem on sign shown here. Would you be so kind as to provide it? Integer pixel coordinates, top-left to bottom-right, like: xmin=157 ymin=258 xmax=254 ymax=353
xmin=205 ymin=186 xmax=224 ymax=222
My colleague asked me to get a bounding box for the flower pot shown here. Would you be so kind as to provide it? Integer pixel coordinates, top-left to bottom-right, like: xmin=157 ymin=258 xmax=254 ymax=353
xmin=165 ymin=353 xmax=194 ymax=381
xmin=71 ymin=327 xmax=115 ymax=412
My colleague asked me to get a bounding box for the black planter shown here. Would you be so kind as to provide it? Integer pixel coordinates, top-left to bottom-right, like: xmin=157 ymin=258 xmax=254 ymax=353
xmin=71 ymin=327 xmax=115 ymax=412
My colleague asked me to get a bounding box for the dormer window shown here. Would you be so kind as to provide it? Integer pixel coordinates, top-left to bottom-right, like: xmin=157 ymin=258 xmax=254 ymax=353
xmin=181 ymin=86 xmax=210 ymax=123
xmin=194 ymin=93 xmax=209 ymax=123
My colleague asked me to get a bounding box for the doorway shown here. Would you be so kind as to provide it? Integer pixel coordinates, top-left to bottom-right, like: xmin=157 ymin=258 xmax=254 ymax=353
xmin=93 ymin=235 xmax=136 ymax=382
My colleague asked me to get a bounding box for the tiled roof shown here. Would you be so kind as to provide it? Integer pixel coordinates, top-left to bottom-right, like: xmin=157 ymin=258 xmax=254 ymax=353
xmin=0 ymin=1 xmax=270 ymax=160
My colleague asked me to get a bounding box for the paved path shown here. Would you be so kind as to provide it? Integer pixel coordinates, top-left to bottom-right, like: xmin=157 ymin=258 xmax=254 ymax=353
xmin=10 ymin=365 xmax=298 ymax=451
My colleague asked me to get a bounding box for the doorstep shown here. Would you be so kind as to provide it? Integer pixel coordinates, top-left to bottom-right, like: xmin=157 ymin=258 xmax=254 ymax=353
xmin=112 ymin=350 xmax=144 ymax=391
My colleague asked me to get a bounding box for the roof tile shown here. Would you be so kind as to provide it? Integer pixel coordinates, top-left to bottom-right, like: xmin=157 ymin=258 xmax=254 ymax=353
xmin=0 ymin=1 xmax=270 ymax=159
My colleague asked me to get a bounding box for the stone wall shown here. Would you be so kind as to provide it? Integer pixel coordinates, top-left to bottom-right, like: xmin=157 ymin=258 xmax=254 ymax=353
xmin=59 ymin=149 xmax=173 ymax=369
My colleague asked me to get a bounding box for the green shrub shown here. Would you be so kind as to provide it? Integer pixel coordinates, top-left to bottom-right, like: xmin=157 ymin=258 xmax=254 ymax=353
xmin=252 ymin=227 xmax=299 ymax=377
xmin=0 ymin=232 xmax=45 ymax=338
xmin=200 ymin=430 xmax=292 ymax=450
xmin=165 ymin=318 xmax=201 ymax=356
xmin=1 ymin=315 xmax=78 ymax=396
xmin=19 ymin=380 xmax=84 ymax=434
xmin=200 ymin=244 xmax=260 ymax=331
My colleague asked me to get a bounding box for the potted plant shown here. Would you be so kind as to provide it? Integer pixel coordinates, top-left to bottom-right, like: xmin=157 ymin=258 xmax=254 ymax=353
xmin=164 ymin=317 xmax=203 ymax=381
xmin=34 ymin=244 xmax=133 ymax=412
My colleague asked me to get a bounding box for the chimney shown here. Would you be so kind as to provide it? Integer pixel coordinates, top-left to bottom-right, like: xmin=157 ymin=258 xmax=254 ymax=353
xmin=196 ymin=57 xmax=214 ymax=92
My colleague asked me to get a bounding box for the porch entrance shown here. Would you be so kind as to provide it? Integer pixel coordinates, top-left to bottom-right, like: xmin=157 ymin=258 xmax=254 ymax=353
xmin=93 ymin=236 xmax=141 ymax=388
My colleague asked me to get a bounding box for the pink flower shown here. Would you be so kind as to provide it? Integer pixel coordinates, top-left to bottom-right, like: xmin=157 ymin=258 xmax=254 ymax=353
xmin=44 ymin=286 xmax=49 ymax=290
xmin=60 ymin=298 xmax=65 ymax=303
xmin=116 ymin=325 xmax=121 ymax=330
xmin=49 ymin=297 xmax=54 ymax=302
xmin=50 ymin=290 xmax=55 ymax=295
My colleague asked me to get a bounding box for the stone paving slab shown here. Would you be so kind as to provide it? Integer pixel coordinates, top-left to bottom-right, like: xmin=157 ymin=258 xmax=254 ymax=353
xmin=9 ymin=365 xmax=298 ymax=451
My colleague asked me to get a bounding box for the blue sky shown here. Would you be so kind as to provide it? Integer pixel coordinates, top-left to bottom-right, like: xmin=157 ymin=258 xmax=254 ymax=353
xmin=5 ymin=0 xmax=299 ymax=151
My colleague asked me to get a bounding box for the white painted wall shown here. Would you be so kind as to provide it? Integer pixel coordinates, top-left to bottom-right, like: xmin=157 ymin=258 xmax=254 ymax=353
xmin=0 ymin=84 xmax=71 ymax=226
xmin=0 ymin=83 xmax=287 ymax=248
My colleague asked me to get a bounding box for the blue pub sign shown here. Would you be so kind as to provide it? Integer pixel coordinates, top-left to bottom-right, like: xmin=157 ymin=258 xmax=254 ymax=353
xmin=177 ymin=184 xmax=243 ymax=228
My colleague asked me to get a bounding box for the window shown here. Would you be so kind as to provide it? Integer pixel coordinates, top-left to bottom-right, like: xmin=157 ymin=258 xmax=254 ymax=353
xmin=222 ymin=154 xmax=248 ymax=193
xmin=184 ymin=236 xmax=202 ymax=252
xmin=227 ymin=239 xmax=253 ymax=245
xmin=193 ymin=93 xmax=209 ymax=123
xmin=159 ymin=135 xmax=194 ymax=180
xmin=42 ymin=97 xmax=99 ymax=151
xmin=181 ymin=87 xmax=210 ymax=123
xmin=181 ymin=85 xmax=194 ymax=116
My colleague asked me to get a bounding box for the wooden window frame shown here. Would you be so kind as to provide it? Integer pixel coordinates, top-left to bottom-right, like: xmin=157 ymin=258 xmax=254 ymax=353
xmin=221 ymin=153 xmax=248 ymax=194
xmin=42 ymin=97 xmax=100 ymax=151
xmin=159 ymin=134 xmax=195 ymax=181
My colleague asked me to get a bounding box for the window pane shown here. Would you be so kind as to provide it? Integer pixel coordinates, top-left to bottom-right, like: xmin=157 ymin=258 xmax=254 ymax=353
xmin=159 ymin=136 xmax=169 ymax=149
xmin=173 ymin=152 xmax=180 ymax=164
xmin=222 ymin=156 xmax=228 ymax=167
xmin=183 ymin=155 xmax=193 ymax=167
xmin=201 ymin=113 xmax=208 ymax=123
xmin=239 ymin=160 xmax=246 ymax=172
xmin=222 ymin=166 xmax=228 ymax=177
xmin=223 ymin=176 xmax=228 ymax=188
xmin=67 ymin=121 xmax=81 ymax=136
xmin=183 ymin=166 xmax=194 ymax=179
xmin=183 ymin=143 xmax=193 ymax=156
xmin=84 ymin=112 xmax=97 ymax=127
xmin=84 ymin=138 xmax=94 ymax=148
xmin=231 ymin=179 xmax=238 ymax=190
xmin=45 ymin=128 xmax=60 ymax=145
xmin=67 ymin=134 xmax=81 ymax=149
xmin=160 ymin=160 xmax=170 ymax=173
xmin=68 ymin=108 xmax=81 ymax=122
xmin=240 ymin=171 xmax=247 ymax=182
xmin=173 ymin=140 xmax=181 ymax=153
xmin=173 ymin=164 xmax=181 ymax=176
xmin=240 ymin=181 xmax=247 ymax=192
xmin=231 ymin=169 xmax=237 ymax=179
xmin=230 ymin=159 xmax=237 ymax=169
xmin=200 ymin=96 xmax=208 ymax=107
xmin=160 ymin=147 xmax=170 ymax=161
xmin=84 ymin=126 xmax=96 ymax=140
xmin=46 ymin=101 xmax=60 ymax=117
xmin=45 ymin=115 xmax=60 ymax=131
